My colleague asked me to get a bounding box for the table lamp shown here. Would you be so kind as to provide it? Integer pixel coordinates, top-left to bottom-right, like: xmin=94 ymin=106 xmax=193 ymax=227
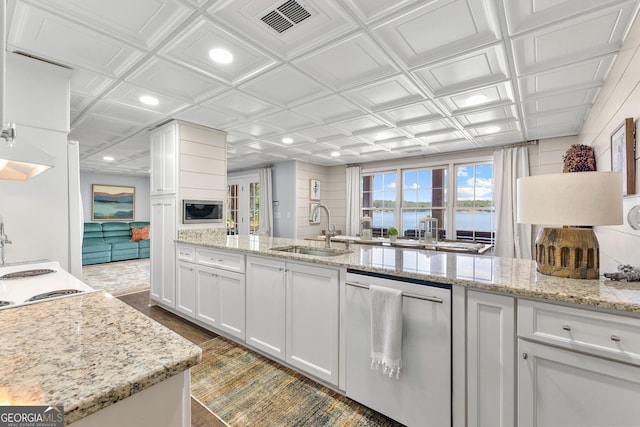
xmin=517 ymin=172 xmax=623 ymax=279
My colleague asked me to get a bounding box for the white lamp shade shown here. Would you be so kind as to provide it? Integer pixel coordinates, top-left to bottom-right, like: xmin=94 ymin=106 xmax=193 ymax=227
xmin=517 ymin=172 xmax=623 ymax=226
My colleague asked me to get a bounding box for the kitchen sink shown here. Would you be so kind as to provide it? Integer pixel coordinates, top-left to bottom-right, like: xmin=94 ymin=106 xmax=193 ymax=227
xmin=269 ymin=245 xmax=352 ymax=257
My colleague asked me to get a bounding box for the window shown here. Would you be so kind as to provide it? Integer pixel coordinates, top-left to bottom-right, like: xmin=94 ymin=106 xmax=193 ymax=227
xmin=455 ymin=163 xmax=494 ymax=244
xmin=226 ymin=176 xmax=260 ymax=236
xmin=361 ymin=172 xmax=396 ymax=237
xmin=401 ymin=168 xmax=447 ymax=239
xmin=248 ymin=182 xmax=260 ymax=234
xmin=227 ymin=184 xmax=239 ymax=235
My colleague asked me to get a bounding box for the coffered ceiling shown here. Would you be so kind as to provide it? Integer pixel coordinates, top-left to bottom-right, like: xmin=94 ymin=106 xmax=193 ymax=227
xmin=6 ymin=0 xmax=640 ymax=175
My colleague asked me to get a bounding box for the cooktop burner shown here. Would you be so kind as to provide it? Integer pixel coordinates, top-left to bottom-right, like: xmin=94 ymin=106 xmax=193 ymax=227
xmin=0 ymin=269 xmax=56 ymax=279
xmin=0 ymin=300 xmax=14 ymax=307
xmin=25 ymin=289 xmax=83 ymax=302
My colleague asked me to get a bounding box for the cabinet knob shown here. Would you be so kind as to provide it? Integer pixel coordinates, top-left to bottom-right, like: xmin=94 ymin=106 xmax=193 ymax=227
xmin=218 ymin=259 xmax=224 ymax=263
xmin=522 ymin=352 xmax=528 ymax=360
xmin=562 ymin=324 xmax=572 ymax=331
xmin=611 ymin=335 xmax=621 ymax=342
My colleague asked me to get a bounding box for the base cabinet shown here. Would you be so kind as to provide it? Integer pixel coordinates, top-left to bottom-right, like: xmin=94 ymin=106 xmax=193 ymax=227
xmin=246 ymin=257 xmax=286 ymax=359
xmin=518 ymin=339 xmax=640 ymax=426
xmin=286 ymin=262 xmax=339 ymax=385
xmin=176 ymin=261 xmax=196 ymax=317
xmin=196 ymin=265 xmax=245 ymax=340
xmin=466 ymin=291 xmax=515 ymax=427
xmin=246 ymin=256 xmax=341 ymax=386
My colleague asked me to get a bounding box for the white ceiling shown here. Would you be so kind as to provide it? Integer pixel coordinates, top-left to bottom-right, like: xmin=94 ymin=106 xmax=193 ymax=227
xmin=6 ymin=0 xmax=640 ymax=175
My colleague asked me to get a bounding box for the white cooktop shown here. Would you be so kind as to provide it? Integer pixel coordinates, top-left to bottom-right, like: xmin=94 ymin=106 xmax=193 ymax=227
xmin=0 ymin=261 xmax=95 ymax=310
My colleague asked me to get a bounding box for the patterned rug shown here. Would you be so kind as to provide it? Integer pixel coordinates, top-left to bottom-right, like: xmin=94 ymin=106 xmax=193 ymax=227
xmin=82 ymin=258 xmax=150 ymax=296
xmin=191 ymin=336 xmax=403 ymax=427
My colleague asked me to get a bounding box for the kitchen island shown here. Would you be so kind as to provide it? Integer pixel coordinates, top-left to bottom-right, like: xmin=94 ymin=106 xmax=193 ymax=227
xmin=0 ymin=290 xmax=201 ymax=426
xmin=176 ymin=231 xmax=640 ymax=314
xmin=169 ymin=231 xmax=640 ymax=427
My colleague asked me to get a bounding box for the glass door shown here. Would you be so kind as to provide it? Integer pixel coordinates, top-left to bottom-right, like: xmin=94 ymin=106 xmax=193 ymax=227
xmin=227 ymin=175 xmax=260 ymax=236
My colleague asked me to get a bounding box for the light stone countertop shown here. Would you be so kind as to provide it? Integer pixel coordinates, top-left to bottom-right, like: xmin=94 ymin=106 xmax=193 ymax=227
xmin=177 ymin=230 xmax=640 ymax=315
xmin=0 ymin=291 xmax=201 ymax=425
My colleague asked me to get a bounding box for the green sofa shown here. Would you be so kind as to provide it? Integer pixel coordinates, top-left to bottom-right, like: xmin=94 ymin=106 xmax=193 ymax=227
xmin=82 ymin=221 xmax=150 ymax=265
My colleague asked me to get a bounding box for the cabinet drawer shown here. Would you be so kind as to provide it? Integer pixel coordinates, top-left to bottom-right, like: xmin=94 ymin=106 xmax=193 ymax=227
xmin=518 ymin=299 xmax=640 ymax=365
xmin=196 ymin=248 xmax=245 ymax=273
xmin=176 ymin=245 xmax=195 ymax=262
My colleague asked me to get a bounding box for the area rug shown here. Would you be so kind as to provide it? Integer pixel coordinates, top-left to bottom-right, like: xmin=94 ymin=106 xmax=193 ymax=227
xmin=191 ymin=336 xmax=403 ymax=427
xmin=82 ymin=258 xmax=150 ymax=296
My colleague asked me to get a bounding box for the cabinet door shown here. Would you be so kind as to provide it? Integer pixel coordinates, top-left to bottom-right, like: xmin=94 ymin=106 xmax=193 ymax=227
xmin=518 ymin=339 xmax=640 ymax=427
xmin=195 ymin=265 xmax=219 ymax=328
xmin=162 ymin=124 xmax=176 ymax=194
xmin=150 ymin=124 xmax=176 ymax=195
xmin=218 ymin=269 xmax=246 ymax=340
xmin=286 ymin=262 xmax=339 ymax=385
xmin=161 ymin=199 xmax=176 ymax=307
xmin=176 ymin=261 xmax=196 ymax=318
xmin=467 ymin=291 xmax=515 ymax=427
xmin=246 ymin=257 xmax=286 ymax=360
xmin=150 ymin=201 xmax=163 ymax=302
xmin=151 ymin=198 xmax=176 ymax=308
xmin=150 ymin=130 xmax=164 ymax=195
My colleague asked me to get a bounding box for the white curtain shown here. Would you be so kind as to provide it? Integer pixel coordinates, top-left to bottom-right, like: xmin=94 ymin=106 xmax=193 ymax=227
xmin=258 ymin=167 xmax=273 ymax=237
xmin=493 ymin=147 xmax=532 ymax=259
xmin=345 ymin=166 xmax=361 ymax=236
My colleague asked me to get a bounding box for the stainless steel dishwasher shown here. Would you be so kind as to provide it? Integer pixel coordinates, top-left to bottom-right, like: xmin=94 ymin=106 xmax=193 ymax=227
xmin=345 ymin=270 xmax=451 ymax=427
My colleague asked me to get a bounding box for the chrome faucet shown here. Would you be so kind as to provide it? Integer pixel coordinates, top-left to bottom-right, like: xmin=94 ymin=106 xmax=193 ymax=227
xmin=309 ymin=204 xmax=335 ymax=248
xmin=0 ymin=214 xmax=11 ymax=266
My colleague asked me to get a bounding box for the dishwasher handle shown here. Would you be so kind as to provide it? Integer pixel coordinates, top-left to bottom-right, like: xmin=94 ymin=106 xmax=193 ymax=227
xmin=346 ymin=281 xmax=444 ymax=303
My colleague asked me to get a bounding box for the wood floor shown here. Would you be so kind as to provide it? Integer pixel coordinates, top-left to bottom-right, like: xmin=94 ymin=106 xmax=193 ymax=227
xmin=118 ymin=291 xmax=227 ymax=427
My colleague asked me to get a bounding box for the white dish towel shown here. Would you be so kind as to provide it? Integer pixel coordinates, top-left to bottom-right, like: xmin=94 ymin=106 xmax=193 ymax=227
xmin=369 ymin=284 xmax=403 ymax=379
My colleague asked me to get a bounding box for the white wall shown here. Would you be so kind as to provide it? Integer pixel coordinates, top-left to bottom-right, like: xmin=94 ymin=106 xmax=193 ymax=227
xmin=295 ymin=161 xmax=346 ymax=239
xmin=272 ymin=161 xmax=296 ymax=238
xmin=80 ymin=172 xmax=150 ymax=222
xmin=575 ymin=12 xmax=640 ymax=272
xmin=0 ymin=53 xmax=72 ymax=268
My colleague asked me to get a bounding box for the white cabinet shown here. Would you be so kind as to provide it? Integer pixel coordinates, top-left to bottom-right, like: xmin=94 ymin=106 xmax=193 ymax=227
xmin=195 ymin=265 xmax=246 ymax=340
xmin=286 ymin=262 xmax=340 ymax=385
xmin=150 ymin=198 xmax=176 ymax=308
xmin=246 ymin=256 xmax=341 ymax=385
xmin=466 ymin=291 xmax=515 ymax=427
xmin=518 ymin=339 xmax=640 ymax=427
xmin=517 ymin=299 xmax=640 ymax=426
xmin=176 ymin=260 xmax=196 ymax=318
xmin=150 ymin=123 xmax=176 ymax=196
xmin=195 ymin=266 xmax=218 ymax=327
xmin=246 ymin=257 xmax=286 ymax=360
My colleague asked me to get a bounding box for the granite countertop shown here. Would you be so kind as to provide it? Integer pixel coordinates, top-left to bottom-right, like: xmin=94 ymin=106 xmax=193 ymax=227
xmin=0 ymin=291 xmax=201 ymax=425
xmin=177 ymin=230 xmax=640 ymax=315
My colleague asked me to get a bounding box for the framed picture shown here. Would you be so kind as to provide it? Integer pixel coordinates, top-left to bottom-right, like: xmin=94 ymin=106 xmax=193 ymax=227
xmin=92 ymin=184 xmax=135 ymax=221
xmin=611 ymin=117 xmax=636 ymax=195
xmin=309 ymin=179 xmax=321 ymax=201
xmin=309 ymin=203 xmax=320 ymax=224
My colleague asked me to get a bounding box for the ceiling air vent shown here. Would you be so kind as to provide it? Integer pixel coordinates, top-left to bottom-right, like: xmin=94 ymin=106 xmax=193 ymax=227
xmin=261 ymin=0 xmax=311 ymax=33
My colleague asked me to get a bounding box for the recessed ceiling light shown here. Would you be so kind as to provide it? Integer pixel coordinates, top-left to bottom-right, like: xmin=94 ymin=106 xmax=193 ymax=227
xmin=330 ymin=151 xmax=341 ymax=157
xmin=282 ymin=137 xmax=294 ymax=144
xmin=209 ymin=48 xmax=233 ymax=64
xmin=465 ymin=94 xmax=488 ymax=106
xmin=139 ymin=95 xmax=159 ymax=106
xmin=103 ymin=156 xmax=114 ymax=161
xmin=485 ymin=126 xmax=501 ymax=134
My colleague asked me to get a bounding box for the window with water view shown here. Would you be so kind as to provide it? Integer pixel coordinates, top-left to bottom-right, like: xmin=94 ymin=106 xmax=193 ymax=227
xmin=455 ymin=163 xmax=494 ymax=243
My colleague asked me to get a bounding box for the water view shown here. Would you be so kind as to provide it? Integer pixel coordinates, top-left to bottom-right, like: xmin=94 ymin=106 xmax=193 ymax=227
xmin=371 ymin=211 xmax=495 ymax=233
